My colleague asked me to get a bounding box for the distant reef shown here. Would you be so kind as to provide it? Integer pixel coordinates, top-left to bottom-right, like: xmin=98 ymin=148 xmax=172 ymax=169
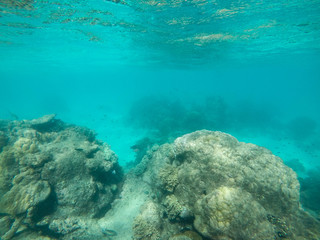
xmin=0 ymin=115 xmax=319 ymax=240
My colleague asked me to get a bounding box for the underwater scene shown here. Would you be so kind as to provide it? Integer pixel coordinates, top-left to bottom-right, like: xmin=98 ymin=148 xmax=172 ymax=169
xmin=0 ymin=0 xmax=320 ymax=239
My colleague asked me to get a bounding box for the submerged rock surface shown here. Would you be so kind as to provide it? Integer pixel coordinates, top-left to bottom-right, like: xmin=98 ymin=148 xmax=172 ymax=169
xmin=0 ymin=117 xmax=319 ymax=240
xmin=0 ymin=115 xmax=122 ymax=240
xmin=132 ymin=130 xmax=320 ymax=240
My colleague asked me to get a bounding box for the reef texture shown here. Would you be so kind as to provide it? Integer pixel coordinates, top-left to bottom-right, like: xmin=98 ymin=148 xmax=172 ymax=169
xmin=0 ymin=115 xmax=122 ymax=240
xmin=132 ymin=130 xmax=320 ymax=240
xmin=1 ymin=116 xmax=319 ymax=240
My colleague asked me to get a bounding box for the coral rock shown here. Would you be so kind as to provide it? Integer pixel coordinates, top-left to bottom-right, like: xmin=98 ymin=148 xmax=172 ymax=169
xmin=0 ymin=115 xmax=122 ymax=240
xmin=138 ymin=130 xmax=320 ymax=239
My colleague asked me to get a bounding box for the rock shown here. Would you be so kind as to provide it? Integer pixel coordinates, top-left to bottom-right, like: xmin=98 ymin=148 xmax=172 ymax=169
xmin=0 ymin=216 xmax=12 ymax=236
xmin=26 ymin=114 xmax=64 ymax=133
xmin=132 ymin=201 xmax=161 ymax=240
xmin=163 ymin=195 xmax=183 ymax=221
xmin=134 ymin=130 xmax=320 ymax=240
xmin=194 ymin=186 xmax=273 ymax=239
xmin=1 ymin=215 xmax=25 ymax=240
xmin=29 ymin=114 xmax=56 ymax=125
xmin=0 ymin=115 xmax=123 ymax=240
xmin=159 ymin=165 xmax=179 ymax=193
xmin=48 ymin=218 xmax=80 ymax=235
xmin=0 ymin=177 xmax=51 ymax=215
xmin=0 ymin=131 xmax=8 ymax=151
xmin=1 ymin=117 xmax=319 ymax=240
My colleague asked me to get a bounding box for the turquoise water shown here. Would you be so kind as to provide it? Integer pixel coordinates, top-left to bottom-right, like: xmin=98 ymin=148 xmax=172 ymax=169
xmin=1 ymin=0 xmax=320 ymax=218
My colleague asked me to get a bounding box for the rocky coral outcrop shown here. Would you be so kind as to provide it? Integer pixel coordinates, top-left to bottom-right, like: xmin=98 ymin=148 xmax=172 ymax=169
xmin=132 ymin=130 xmax=320 ymax=240
xmin=0 ymin=115 xmax=122 ymax=240
xmin=1 ymin=117 xmax=319 ymax=240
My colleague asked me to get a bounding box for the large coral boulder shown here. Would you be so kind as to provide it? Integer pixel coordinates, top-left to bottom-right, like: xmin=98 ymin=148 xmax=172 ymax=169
xmin=0 ymin=115 xmax=122 ymax=240
xmin=133 ymin=130 xmax=320 ymax=240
